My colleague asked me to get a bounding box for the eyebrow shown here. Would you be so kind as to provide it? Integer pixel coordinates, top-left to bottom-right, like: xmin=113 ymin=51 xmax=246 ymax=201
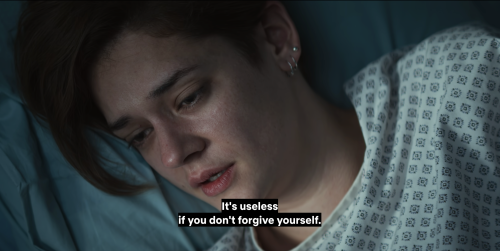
xmin=147 ymin=64 xmax=199 ymax=99
xmin=108 ymin=64 xmax=199 ymax=132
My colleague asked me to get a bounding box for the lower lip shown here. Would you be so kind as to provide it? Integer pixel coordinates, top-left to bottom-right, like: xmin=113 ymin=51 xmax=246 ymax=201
xmin=201 ymin=165 xmax=234 ymax=197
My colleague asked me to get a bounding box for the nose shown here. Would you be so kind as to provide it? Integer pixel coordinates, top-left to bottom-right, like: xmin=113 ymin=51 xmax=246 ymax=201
xmin=156 ymin=123 xmax=205 ymax=169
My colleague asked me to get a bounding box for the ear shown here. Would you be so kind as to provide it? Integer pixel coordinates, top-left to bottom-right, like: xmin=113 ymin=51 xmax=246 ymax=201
xmin=256 ymin=1 xmax=301 ymax=74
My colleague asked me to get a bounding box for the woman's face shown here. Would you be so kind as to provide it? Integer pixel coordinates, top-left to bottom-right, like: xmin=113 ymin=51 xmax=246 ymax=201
xmin=92 ymin=31 xmax=301 ymax=209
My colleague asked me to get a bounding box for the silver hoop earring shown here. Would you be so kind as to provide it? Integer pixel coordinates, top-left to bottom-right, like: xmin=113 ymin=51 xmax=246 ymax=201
xmin=287 ymin=61 xmax=295 ymax=77
xmin=287 ymin=46 xmax=299 ymax=77
xmin=291 ymin=56 xmax=298 ymax=70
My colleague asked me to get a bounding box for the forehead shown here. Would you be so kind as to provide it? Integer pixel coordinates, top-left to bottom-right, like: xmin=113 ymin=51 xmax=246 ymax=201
xmin=92 ymin=31 xmax=197 ymax=90
xmin=102 ymin=31 xmax=194 ymax=66
xmin=90 ymin=32 xmax=205 ymax=121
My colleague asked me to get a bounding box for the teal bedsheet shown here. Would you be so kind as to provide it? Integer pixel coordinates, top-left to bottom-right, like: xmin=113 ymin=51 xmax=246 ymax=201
xmin=0 ymin=1 xmax=497 ymax=250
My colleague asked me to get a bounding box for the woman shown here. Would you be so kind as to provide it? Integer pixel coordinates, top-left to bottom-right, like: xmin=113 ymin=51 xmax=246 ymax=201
xmin=15 ymin=1 xmax=500 ymax=250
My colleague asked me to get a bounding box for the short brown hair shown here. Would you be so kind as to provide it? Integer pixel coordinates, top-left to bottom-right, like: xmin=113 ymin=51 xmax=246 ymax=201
xmin=15 ymin=1 xmax=266 ymax=195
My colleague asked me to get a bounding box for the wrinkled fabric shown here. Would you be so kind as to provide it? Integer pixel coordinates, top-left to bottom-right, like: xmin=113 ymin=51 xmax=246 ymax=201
xmin=208 ymin=23 xmax=500 ymax=251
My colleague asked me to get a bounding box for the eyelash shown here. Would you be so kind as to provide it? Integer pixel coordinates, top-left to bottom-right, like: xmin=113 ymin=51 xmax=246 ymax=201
xmin=177 ymin=84 xmax=206 ymax=110
xmin=127 ymin=128 xmax=153 ymax=149
xmin=127 ymin=83 xmax=208 ymax=149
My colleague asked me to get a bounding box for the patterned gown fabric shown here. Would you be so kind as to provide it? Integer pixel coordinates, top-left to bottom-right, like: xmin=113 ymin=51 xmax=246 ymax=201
xmin=208 ymin=23 xmax=500 ymax=251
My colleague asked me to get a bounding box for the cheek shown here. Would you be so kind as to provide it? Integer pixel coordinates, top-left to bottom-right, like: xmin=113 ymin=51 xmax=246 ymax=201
xmin=201 ymin=75 xmax=287 ymax=165
xmin=205 ymin=82 xmax=263 ymax=146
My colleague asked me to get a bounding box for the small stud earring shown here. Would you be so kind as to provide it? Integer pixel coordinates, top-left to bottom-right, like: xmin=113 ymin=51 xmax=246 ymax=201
xmin=292 ymin=46 xmax=299 ymax=52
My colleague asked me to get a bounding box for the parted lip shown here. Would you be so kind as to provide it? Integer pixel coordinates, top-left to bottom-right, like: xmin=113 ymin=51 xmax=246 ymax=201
xmin=188 ymin=163 xmax=234 ymax=189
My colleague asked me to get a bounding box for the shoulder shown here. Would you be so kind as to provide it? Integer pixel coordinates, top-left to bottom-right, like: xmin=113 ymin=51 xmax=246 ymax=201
xmin=398 ymin=22 xmax=500 ymax=101
xmin=345 ymin=23 xmax=500 ymax=138
xmin=339 ymin=23 xmax=500 ymax=251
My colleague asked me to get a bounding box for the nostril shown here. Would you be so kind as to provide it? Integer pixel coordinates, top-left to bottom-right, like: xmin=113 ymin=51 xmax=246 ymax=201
xmin=161 ymin=149 xmax=201 ymax=168
xmin=183 ymin=150 xmax=203 ymax=165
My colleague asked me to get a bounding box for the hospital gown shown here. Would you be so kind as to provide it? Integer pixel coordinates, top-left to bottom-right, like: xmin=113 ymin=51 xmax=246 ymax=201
xmin=208 ymin=23 xmax=500 ymax=251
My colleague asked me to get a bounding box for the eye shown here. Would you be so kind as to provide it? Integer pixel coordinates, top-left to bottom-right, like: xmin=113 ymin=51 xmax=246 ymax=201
xmin=127 ymin=127 xmax=153 ymax=149
xmin=178 ymin=83 xmax=208 ymax=110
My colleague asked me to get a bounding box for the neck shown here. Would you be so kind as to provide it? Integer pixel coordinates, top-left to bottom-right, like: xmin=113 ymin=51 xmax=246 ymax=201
xmin=257 ymin=73 xmax=365 ymax=250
